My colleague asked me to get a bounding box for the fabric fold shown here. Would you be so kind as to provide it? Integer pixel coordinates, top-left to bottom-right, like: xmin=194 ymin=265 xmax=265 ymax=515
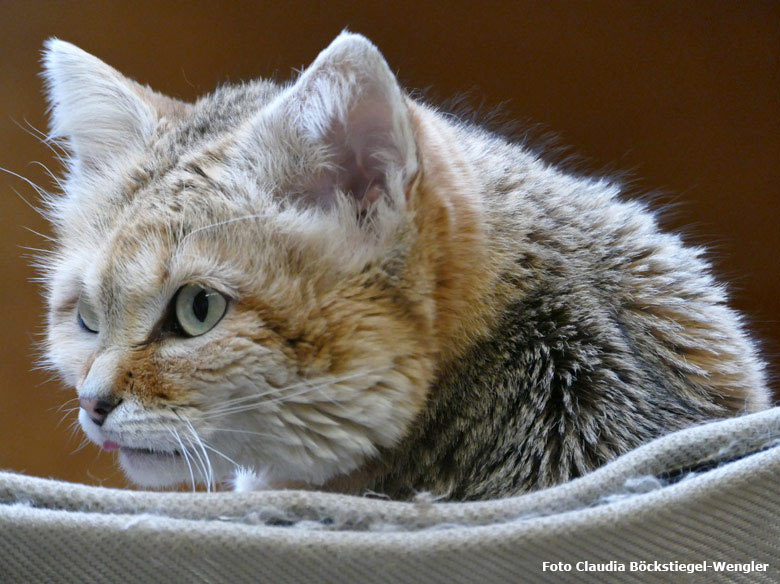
xmin=2 ymin=407 xmax=779 ymax=583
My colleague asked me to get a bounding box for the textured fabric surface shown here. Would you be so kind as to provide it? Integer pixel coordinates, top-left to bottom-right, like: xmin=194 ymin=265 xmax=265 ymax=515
xmin=1 ymin=407 xmax=779 ymax=583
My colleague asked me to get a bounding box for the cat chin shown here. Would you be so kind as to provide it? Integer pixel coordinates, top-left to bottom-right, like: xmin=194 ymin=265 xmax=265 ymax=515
xmin=117 ymin=448 xmax=197 ymax=488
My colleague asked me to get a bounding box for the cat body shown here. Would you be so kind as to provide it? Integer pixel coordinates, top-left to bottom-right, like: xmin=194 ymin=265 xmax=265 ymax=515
xmin=40 ymin=33 xmax=769 ymax=500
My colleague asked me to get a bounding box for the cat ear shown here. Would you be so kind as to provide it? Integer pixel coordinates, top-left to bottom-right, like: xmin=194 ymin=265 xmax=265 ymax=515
xmin=41 ymin=39 xmax=189 ymax=171
xmin=280 ymin=32 xmax=418 ymax=212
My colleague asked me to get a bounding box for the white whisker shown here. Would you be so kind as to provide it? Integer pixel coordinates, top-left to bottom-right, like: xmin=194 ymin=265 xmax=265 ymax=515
xmin=70 ymin=435 xmax=92 ymax=455
xmin=50 ymin=397 xmax=79 ymax=413
xmin=12 ymin=116 xmax=68 ymax=158
xmin=185 ymin=419 xmax=215 ymax=492
xmin=56 ymin=406 xmax=79 ymax=428
xmin=201 ymin=441 xmax=240 ymax=469
xmin=0 ymin=165 xmax=51 ymax=199
xmin=204 ymin=367 xmax=386 ymax=419
xmin=171 ymin=428 xmax=197 ymax=492
xmin=205 ymin=376 xmax=318 ymax=412
xmin=207 ymin=427 xmax=283 ymax=440
xmin=23 ymin=225 xmax=55 ymax=242
xmin=207 ymin=379 xmax=343 ymax=418
xmin=28 ymin=160 xmax=66 ymax=192
xmin=180 ymin=213 xmax=270 ymax=247
xmin=10 ymin=186 xmax=47 ymax=219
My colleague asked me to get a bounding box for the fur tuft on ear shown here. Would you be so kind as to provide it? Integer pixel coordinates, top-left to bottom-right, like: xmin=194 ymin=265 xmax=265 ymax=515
xmin=41 ymin=39 xmax=187 ymax=171
xmin=282 ymin=32 xmax=418 ymax=213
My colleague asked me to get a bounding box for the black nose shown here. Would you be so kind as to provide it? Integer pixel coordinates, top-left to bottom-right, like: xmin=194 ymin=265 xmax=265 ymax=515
xmin=79 ymin=396 xmax=121 ymax=427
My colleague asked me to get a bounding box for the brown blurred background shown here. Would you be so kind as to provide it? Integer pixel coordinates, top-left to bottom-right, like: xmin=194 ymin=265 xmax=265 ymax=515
xmin=1 ymin=1 xmax=777 ymax=489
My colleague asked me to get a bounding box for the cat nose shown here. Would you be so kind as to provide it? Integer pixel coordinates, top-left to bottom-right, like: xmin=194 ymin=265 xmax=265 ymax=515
xmin=79 ymin=396 xmax=121 ymax=427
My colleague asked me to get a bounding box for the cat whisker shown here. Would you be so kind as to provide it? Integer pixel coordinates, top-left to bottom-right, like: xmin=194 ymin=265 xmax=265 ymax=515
xmin=204 ymin=388 xmax=326 ymax=419
xmin=206 ymin=427 xmax=283 ymax=441
xmin=28 ymin=160 xmax=67 ymax=192
xmin=70 ymin=434 xmax=92 ymax=455
xmin=23 ymin=225 xmax=55 ymax=243
xmin=19 ymin=245 xmax=52 ymax=254
xmin=179 ymin=213 xmax=271 ymax=247
xmin=11 ymin=116 xmax=68 ymax=158
xmin=201 ymin=385 xmax=293 ymax=413
xmin=0 ymin=165 xmax=52 ymax=200
xmin=173 ymin=412 xmax=210 ymax=490
xmin=204 ymin=367 xmax=387 ymax=419
xmin=204 ymin=375 xmax=327 ymax=413
xmin=201 ymin=441 xmax=240 ymax=469
xmin=186 ymin=442 xmax=209 ymax=491
xmin=50 ymin=397 xmax=79 ymax=413
xmin=203 ymin=385 xmax=335 ymax=419
xmin=171 ymin=428 xmax=197 ymax=493
xmin=9 ymin=186 xmax=48 ymax=220
xmin=66 ymin=419 xmax=83 ymax=440
xmin=205 ymin=380 xmax=350 ymax=419
xmin=33 ymin=372 xmax=61 ymax=388
xmin=56 ymin=406 xmax=80 ymax=429
xmin=184 ymin=419 xmax=215 ymax=492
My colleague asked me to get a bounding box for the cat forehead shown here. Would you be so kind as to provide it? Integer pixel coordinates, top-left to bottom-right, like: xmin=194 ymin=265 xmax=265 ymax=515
xmin=167 ymin=80 xmax=283 ymax=153
xmin=57 ymin=179 xmax=261 ymax=290
xmin=62 ymin=81 xmax=311 ymax=227
xmin=91 ymin=80 xmax=289 ymax=203
xmin=56 ymin=149 xmax=296 ymax=305
xmin=70 ymin=222 xmax=250 ymax=317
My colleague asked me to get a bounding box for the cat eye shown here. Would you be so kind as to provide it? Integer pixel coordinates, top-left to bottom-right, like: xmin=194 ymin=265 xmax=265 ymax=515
xmin=77 ymin=295 xmax=99 ymax=333
xmin=173 ymin=284 xmax=228 ymax=337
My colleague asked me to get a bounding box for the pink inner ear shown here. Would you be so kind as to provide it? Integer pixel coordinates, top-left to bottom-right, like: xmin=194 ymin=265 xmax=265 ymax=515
xmin=361 ymin=183 xmax=385 ymax=210
xmin=303 ymin=83 xmax=411 ymax=212
xmin=308 ymin=153 xmax=387 ymax=212
xmin=306 ymin=127 xmax=392 ymax=212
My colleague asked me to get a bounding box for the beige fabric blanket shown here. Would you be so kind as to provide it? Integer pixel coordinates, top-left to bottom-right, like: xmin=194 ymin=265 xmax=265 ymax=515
xmin=2 ymin=407 xmax=779 ymax=583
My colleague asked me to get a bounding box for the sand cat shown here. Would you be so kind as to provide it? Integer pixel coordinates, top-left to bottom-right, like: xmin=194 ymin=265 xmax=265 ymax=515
xmin=40 ymin=33 xmax=769 ymax=500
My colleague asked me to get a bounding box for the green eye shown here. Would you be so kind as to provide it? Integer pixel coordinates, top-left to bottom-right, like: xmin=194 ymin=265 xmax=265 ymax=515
xmin=77 ymin=295 xmax=99 ymax=333
xmin=174 ymin=284 xmax=228 ymax=337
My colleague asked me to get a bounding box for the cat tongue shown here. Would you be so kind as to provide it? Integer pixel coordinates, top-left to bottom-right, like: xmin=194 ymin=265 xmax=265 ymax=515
xmin=102 ymin=440 xmax=120 ymax=451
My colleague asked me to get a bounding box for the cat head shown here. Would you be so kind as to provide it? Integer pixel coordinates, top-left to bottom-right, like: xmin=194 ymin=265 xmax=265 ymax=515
xmin=40 ymin=33 xmax=437 ymax=488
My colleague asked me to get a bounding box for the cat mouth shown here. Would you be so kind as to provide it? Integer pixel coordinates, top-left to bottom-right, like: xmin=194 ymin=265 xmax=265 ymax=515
xmin=120 ymin=446 xmax=182 ymax=457
xmin=105 ymin=440 xmax=181 ymax=457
